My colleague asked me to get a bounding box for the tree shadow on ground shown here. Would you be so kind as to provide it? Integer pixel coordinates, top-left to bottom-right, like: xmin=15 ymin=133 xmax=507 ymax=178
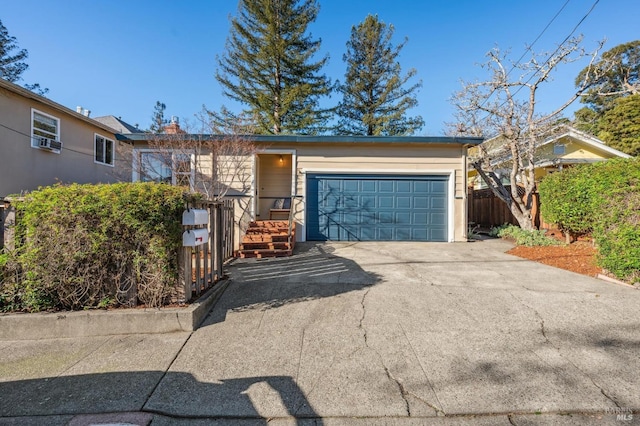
xmin=0 ymin=371 xmax=321 ymax=424
xmin=206 ymin=242 xmax=382 ymax=325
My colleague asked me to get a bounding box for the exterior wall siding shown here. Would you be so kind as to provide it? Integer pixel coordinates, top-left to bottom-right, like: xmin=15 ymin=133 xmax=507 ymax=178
xmin=0 ymin=84 xmax=129 ymax=197
xmin=130 ymin=140 xmax=471 ymax=246
xmin=289 ymin=143 xmax=467 ymax=242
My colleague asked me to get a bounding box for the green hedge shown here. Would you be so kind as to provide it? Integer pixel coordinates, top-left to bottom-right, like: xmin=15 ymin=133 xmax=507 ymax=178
xmin=539 ymin=158 xmax=640 ymax=283
xmin=1 ymin=183 xmax=193 ymax=312
xmin=593 ymin=188 xmax=640 ymax=283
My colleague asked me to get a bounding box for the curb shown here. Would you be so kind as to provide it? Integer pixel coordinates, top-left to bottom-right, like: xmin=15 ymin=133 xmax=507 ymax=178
xmin=0 ymin=279 xmax=231 ymax=340
xmin=597 ymin=273 xmax=637 ymax=289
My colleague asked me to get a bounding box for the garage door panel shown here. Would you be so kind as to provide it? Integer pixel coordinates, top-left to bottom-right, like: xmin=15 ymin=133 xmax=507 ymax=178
xmin=360 ymin=181 xmax=376 ymax=192
xmin=379 ymin=181 xmax=395 ymax=192
xmin=413 ymin=181 xmax=429 ymax=193
xmin=414 ymin=196 xmax=428 ymax=208
xmin=431 ymin=197 xmax=447 ymax=209
xmin=413 ymin=212 xmax=428 ymax=225
xmin=379 ymin=196 xmax=394 ymax=208
xmin=413 ymin=229 xmax=428 ymax=240
xmin=307 ymin=174 xmax=448 ymax=242
xmin=396 ymin=196 xmax=411 ymax=209
xmin=396 ymin=181 xmax=412 ymax=192
xmin=431 ymin=181 xmax=447 ymax=194
xmin=396 ymin=228 xmax=411 ymax=240
xmin=395 ymin=212 xmax=411 ymax=225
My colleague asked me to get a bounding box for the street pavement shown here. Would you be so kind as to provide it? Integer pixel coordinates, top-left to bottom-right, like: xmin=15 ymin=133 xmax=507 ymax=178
xmin=1 ymin=239 xmax=639 ymax=425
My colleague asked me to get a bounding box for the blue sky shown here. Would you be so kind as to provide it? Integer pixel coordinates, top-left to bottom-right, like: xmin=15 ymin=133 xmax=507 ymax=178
xmin=3 ymin=0 xmax=639 ymax=134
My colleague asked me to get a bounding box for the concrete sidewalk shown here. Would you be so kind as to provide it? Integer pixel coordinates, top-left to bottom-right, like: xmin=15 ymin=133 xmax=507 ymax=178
xmin=1 ymin=239 xmax=639 ymax=425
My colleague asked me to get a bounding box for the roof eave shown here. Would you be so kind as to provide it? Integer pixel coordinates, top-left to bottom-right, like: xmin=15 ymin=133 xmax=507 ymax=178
xmin=115 ymin=133 xmax=484 ymax=145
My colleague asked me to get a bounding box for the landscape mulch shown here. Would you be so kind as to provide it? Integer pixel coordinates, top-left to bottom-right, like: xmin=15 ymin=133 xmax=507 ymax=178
xmin=507 ymin=241 xmax=601 ymax=277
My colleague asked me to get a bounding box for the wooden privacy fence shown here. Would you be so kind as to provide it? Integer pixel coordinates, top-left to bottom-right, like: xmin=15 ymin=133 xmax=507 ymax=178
xmin=180 ymin=198 xmax=235 ymax=302
xmin=468 ymin=186 xmax=549 ymax=230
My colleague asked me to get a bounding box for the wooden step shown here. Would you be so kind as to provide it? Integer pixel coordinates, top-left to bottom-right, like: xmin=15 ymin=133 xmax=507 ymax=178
xmin=237 ymin=220 xmax=296 ymax=258
xmin=243 ymin=234 xmax=290 ymax=243
xmin=240 ymin=241 xmax=294 ymax=250
xmin=235 ymin=248 xmax=293 ymax=259
xmin=250 ymin=220 xmax=292 ymax=228
xmin=246 ymin=228 xmax=290 ymax=235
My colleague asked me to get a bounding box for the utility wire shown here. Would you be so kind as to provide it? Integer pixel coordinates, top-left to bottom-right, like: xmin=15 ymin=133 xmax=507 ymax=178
xmin=476 ymin=0 xmax=572 ymax=110
xmin=508 ymin=0 xmax=572 ymax=79
xmin=476 ymin=0 xmax=600 ymax=125
xmin=516 ymin=0 xmax=600 ymax=91
xmin=0 ymin=122 xmax=129 ymax=164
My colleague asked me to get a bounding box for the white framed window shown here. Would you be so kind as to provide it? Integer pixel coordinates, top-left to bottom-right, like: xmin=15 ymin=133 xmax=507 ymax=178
xmin=134 ymin=149 xmax=194 ymax=189
xmin=94 ymin=134 xmax=115 ymax=166
xmin=553 ymin=143 xmax=566 ymax=155
xmin=31 ymin=109 xmax=62 ymax=152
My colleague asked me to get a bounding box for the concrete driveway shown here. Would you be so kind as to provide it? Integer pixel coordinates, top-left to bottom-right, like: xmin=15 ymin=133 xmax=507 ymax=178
xmin=1 ymin=239 xmax=639 ymax=424
xmin=151 ymin=239 xmax=640 ymax=423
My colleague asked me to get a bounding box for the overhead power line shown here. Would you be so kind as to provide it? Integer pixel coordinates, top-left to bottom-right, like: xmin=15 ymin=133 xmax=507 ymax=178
xmin=0 ymin=122 xmax=130 ymax=165
xmin=477 ymin=0 xmax=573 ymax=110
xmin=475 ymin=0 xmax=600 ymax=125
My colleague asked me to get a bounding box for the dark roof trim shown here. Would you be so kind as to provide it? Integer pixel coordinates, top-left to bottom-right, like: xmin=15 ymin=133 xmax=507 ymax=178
xmin=115 ymin=133 xmax=484 ymax=145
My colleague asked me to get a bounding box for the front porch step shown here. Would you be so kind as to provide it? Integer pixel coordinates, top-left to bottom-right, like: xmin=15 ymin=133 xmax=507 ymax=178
xmin=240 ymin=241 xmax=294 ymax=250
xmin=236 ymin=220 xmax=296 ymax=259
xmin=243 ymin=234 xmax=290 ymax=243
xmin=246 ymin=222 xmax=291 ymax=233
xmin=236 ymin=248 xmax=293 ymax=259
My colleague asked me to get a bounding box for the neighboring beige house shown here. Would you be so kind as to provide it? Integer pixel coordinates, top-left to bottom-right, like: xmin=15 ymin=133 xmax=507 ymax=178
xmin=468 ymin=126 xmax=631 ymax=189
xmin=119 ymin=128 xmax=483 ymax=245
xmin=0 ymin=79 xmax=131 ymax=197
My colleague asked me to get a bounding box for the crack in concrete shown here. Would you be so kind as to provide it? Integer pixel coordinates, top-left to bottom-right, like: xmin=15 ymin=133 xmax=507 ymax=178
xmin=357 ymin=287 xmax=411 ymax=416
xmin=291 ymin=328 xmax=306 ymax=415
xmin=508 ymin=291 xmax=622 ymax=409
xmin=382 ymin=364 xmax=411 ymax=416
xmin=399 ymin=322 xmax=445 ymax=416
xmin=508 ymin=414 xmax=518 ymax=425
xmin=358 ymin=288 xmax=371 ymax=345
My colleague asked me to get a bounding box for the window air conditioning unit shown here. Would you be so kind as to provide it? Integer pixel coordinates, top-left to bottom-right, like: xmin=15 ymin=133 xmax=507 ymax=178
xmin=38 ymin=137 xmax=63 ymax=152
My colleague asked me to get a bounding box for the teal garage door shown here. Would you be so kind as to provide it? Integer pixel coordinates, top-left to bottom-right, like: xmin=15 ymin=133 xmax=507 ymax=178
xmin=306 ymin=174 xmax=448 ymax=241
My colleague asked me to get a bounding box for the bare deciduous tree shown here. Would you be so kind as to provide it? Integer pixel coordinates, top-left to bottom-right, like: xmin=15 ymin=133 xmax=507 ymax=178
xmin=140 ymin=109 xmax=258 ymax=201
xmin=450 ymin=36 xmax=603 ymax=230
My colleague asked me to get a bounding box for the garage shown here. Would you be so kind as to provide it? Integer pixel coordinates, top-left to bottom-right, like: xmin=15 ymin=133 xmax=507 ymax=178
xmin=306 ymin=174 xmax=449 ymax=242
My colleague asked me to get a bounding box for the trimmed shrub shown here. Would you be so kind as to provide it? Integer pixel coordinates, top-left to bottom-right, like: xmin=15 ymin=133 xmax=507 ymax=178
xmin=496 ymin=224 xmax=561 ymax=246
xmin=540 ymin=158 xmax=640 ymax=237
xmin=539 ymin=157 xmax=640 ymax=283
xmin=593 ymin=188 xmax=640 ymax=283
xmin=538 ymin=166 xmax=593 ymax=236
xmin=2 ymin=182 xmax=193 ymax=312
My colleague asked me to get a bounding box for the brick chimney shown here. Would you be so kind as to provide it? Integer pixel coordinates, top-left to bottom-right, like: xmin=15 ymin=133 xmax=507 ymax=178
xmin=164 ymin=116 xmax=185 ymax=134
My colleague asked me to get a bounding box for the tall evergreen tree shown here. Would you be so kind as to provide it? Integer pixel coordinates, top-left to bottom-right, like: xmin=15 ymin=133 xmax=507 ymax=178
xmin=576 ymin=40 xmax=640 ymax=112
xmin=335 ymin=14 xmax=423 ymax=136
xmin=149 ymin=101 xmax=166 ymax=134
xmin=0 ymin=18 xmax=28 ymax=83
xmin=598 ymin=94 xmax=640 ymax=156
xmin=215 ymin=0 xmax=333 ymax=135
xmin=573 ymin=40 xmax=640 ymax=155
